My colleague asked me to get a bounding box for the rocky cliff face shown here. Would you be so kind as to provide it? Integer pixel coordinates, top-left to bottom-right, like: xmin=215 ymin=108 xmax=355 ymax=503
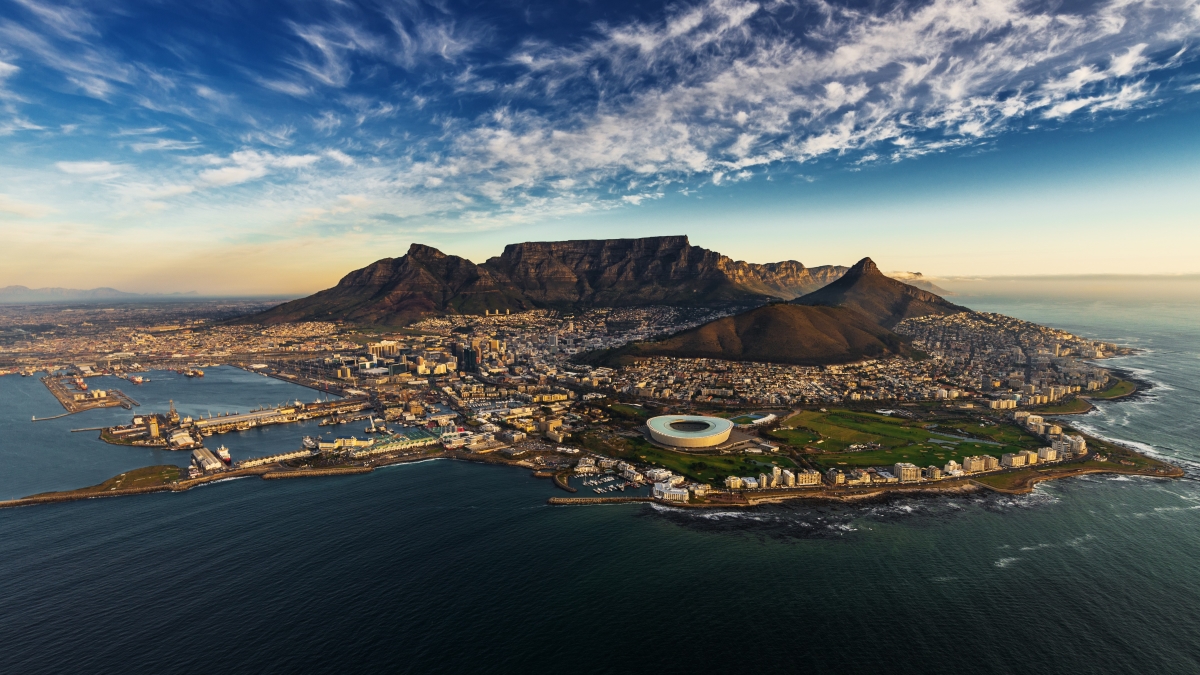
xmin=482 ymin=236 xmax=843 ymax=307
xmin=252 ymin=236 xmax=847 ymax=326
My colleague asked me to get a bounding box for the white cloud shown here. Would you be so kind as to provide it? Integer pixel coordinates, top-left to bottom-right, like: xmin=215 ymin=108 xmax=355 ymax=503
xmin=130 ymin=138 xmax=200 ymax=152
xmin=324 ymin=149 xmax=355 ymax=166
xmin=199 ymin=165 xmax=268 ymax=187
xmin=55 ymin=160 xmax=122 ymax=176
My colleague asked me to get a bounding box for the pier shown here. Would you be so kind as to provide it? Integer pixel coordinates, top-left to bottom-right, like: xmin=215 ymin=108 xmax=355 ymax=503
xmin=41 ymin=375 xmax=139 ymax=413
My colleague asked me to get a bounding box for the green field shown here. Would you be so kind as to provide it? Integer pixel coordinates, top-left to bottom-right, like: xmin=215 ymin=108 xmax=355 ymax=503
xmin=580 ymin=433 xmax=794 ymax=485
xmin=608 ymin=403 xmax=651 ymax=420
xmin=1090 ymin=379 xmax=1137 ymax=399
xmin=768 ymin=426 xmax=820 ymax=447
xmin=730 ymin=415 xmax=760 ymax=425
xmin=780 ymin=409 xmax=1041 ymax=471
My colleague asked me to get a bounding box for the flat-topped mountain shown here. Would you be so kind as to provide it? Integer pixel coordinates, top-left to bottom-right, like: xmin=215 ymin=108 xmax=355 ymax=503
xmin=252 ymin=236 xmax=847 ymax=325
xmin=595 ymin=303 xmax=911 ymax=366
xmin=793 ymin=257 xmax=967 ymax=328
xmin=483 ymin=236 xmax=845 ymax=307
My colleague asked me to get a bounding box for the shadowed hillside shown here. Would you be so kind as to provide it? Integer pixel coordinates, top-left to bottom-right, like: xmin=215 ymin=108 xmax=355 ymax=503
xmin=596 ymin=303 xmax=912 ymax=367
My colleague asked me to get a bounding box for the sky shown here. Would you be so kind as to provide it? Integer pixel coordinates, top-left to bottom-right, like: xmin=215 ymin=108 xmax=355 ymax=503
xmin=1 ymin=0 xmax=1199 ymax=295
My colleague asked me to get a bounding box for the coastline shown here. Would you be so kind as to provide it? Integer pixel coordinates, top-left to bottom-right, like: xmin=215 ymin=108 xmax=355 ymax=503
xmin=1 ymin=439 xmax=1181 ymax=511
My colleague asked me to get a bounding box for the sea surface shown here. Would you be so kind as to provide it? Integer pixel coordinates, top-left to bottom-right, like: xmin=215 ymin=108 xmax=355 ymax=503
xmin=2 ymin=297 xmax=1200 ymax=674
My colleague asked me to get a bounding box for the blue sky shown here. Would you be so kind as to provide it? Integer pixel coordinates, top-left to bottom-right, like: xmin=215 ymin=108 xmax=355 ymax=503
xmin=1 ymin=0 xmax=1198 ymax=294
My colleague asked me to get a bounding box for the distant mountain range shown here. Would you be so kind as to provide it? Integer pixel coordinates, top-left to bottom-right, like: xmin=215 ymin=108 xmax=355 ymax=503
xmin=0 ymin=286 xmax=198 ymax=304
xmin=251 ymin=236 xmax=849 ymax=325
xmin=593 ymin=257 xmax=969 ymax=367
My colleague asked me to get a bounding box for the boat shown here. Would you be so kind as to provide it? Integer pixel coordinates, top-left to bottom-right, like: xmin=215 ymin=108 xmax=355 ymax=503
xmin=215 ymin=445 xmax=231 ymax=464
xmin=130 ymin=376 xmax=145 ymax=385
xmin=302 ymin=436 xmax=318 ymax=450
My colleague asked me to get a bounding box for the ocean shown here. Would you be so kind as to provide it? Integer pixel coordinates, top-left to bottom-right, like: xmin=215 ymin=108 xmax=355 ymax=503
xmin=2 ymin=296 xmax=1199 ymax=674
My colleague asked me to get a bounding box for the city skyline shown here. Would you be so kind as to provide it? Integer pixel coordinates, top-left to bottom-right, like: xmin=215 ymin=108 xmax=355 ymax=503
xmin=1 ymin=0 xmax=1199 ymax=294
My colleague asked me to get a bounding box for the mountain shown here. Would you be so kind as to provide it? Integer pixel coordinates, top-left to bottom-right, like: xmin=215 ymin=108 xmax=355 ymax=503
xmin=793 ymin=257 xmax=968 ymax=327
xmin=252 ymin=236 xmax=847 ymax=325
xmin=253 ymin=244 xmax=533 ymax=326
xmin=481 ymin=237 xmax=845 ymax=307
xmin=594 ymin=303 xmax=911 ymax=367
xmin=0 ymin=286 xmax=141 ymax=303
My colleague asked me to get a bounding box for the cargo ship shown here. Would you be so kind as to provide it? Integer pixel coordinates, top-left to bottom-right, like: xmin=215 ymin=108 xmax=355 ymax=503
xmin=215 ymin=445 xmax=231 ymax=464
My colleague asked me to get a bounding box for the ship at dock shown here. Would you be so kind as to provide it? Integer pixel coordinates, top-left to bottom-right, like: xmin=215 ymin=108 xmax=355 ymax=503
xmin=215 ymin=445 xmax=231 ymax=464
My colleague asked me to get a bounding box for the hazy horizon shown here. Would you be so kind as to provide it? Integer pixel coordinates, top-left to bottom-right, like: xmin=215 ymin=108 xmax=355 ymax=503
xmin=4 ymin=271 xmax=1198 ymax=304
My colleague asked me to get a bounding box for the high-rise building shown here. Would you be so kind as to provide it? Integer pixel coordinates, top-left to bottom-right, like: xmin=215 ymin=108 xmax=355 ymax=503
xmin=893 ymin=462 xmax=920 ymax=482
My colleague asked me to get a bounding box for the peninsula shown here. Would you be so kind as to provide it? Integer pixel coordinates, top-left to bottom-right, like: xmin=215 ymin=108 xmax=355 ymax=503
xmin=0 ymin=236 xmax=1178 ymax=510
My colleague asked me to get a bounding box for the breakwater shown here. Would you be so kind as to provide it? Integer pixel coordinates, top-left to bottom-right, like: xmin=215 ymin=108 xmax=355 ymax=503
xmin=263 ymin=467 xmax=374 ymax=479
xmin=548 ymin=496 xmax=653 ymax=505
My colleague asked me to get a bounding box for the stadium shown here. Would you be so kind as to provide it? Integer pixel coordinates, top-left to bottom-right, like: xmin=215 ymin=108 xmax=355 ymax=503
xmin=646 ymin=415 xmax=734 ymax=449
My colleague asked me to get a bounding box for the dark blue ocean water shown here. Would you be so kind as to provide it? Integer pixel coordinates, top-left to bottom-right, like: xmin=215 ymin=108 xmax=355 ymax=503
xmin=2 ymin=299 xmax=1199 ymax=674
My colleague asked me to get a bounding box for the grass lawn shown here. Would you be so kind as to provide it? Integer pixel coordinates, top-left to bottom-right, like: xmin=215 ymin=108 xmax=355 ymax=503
xmin=768 ymin=427 xmax=820 ymax=447
xmin=730 ymin=415 xmax=761 ymax=425
xmin=608 ymin=403 xmax=650 ymax=420
xmin=1090 ymin=379 xmax=1137 ymax=399
xmin=808 ymin=441 xmax=1026 ymax=471
xmin=580 ymin=433 xmax=794 ymax=484
xmin=779 ymin=409 xmax=1042 ymax=471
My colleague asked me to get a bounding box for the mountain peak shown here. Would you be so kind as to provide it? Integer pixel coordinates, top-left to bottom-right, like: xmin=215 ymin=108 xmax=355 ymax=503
xmin=793 ymin=255 xmax=967 ymax=327
xmin=407 ymin=243 xmax=447 ymax=259
xmin=849 ymin=257 xmax=879 ymax=275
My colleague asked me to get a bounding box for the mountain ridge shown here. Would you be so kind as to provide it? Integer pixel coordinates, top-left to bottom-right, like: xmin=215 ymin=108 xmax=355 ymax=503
xmin=252 ymin=236 xmax=848 ymax=325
